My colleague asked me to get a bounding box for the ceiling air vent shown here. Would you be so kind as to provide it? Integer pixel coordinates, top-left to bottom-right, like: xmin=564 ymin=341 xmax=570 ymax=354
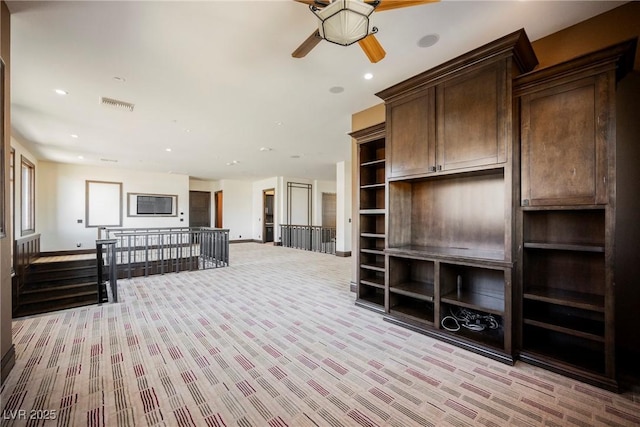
xmin=100 ymin=96 xmax=134 ymax=112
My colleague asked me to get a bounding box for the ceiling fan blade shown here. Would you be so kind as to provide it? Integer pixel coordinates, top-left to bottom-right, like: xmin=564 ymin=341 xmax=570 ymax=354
xmin=294 ymin=0 xmax=326 ymax=6
xmin=359 ymin=34 xmax=386 ymax=63
xmin=292 ymin=29 xmax=323 ymax=58
xmin=375 ymin=0 xmax=439 ymax=12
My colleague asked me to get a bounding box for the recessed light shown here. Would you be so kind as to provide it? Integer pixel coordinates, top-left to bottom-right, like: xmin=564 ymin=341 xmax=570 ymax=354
xmin=275 ymin=121 xmax=284 ymax=126
xmin=71 ymin=134 xmax=79 ymax=138
xmin=364 ymin=73 xmax=373 ymax=80
xmin=259 ymin=147 xmax=273 ymax=152
xmin=165 ymin=148 xmax=172 ymax=152
xmin=77 ymin=155 xmax=84 ymax=159
xmin=185 ymin=129 xmax=191 ymax=133
xmin=55 ymin=89 xmax=68 ymax=95
xmin=418 ymin=33 xmax=440 ymax=48
xmin=329 ymin=86 xmax=344 ymax=94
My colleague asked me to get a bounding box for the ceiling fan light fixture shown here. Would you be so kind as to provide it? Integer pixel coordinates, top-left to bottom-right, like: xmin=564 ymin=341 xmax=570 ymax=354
xmin=311 ymin=0 xmax=379 ymax=46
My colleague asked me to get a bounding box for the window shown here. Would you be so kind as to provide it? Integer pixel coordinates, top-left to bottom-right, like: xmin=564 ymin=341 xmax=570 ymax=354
xmin=21 ymin=156 xmax=35 ymax=235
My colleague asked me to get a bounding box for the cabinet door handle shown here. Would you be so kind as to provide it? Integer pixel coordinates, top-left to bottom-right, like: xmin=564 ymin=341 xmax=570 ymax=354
xmin=437 ymin=165 xmax=442 ymax=171
xmin=430 ymin=166 xmax=436 ymax=172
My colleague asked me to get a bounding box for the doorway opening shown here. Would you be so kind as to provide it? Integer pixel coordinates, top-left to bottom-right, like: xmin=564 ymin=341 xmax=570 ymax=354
xmin=189 ymin=191 xmax=211 ymax=228
xmin=263 ymin=189 xmax=275 ymax=243
xmin=214 ymin=190 xmax=223 ymax=228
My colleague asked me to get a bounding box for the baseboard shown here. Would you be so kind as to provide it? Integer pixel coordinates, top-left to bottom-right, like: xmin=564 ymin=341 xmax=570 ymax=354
xmin=274 ymin=242 xmax=282 ymax=246
xmin=350 ymin=281 xmax=357 ymax=293
xmin=40 ymin=249 xmax=96 ymax=257
xmin=1 ymin=344 xmax=15 ymax=385
xmin=336 ymin=251 xmax=351 ymax=258
xmin=229 ymin=239 xmax=254 ymax=244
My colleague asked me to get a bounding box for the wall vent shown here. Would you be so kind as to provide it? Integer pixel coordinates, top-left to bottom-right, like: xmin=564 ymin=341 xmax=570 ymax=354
xmin=100 ymin=96 xmax=135 ymax=112
xmin=100 ymin=158 xmax=119 ymax=163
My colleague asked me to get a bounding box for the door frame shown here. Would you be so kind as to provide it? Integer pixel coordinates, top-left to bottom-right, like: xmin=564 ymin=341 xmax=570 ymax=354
xmin=214 ymin=190 xmax=223 ymax=228
xmin=263 ymin=188 xmax=275 ymax=243
xmin=189 ymin=190 xmax=211 ymax=228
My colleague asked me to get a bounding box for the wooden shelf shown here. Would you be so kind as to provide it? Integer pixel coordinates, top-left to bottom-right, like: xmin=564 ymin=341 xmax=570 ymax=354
xmin=360 ymin=183 xmax=385 ymax=189
xmin=386 ymin=245 xmax=505 ymax=264
xmin=523 ymin=318 xmax=604 ymax=343
xmin=360 ymin=248 xmax=384 ymax=255
xmin=360 ymin=278 xmax=384 ymax=289
xmin=522 ymin=325 xmax=605 ymax=376
xmin=442 ymin=321 xmax=505 ymax=350
xmin=361 ymin=233 xmax=385 ymax=239
xmin=361 ymin=262 xmax=385 ymax=272
xmin=359 ymin=209 xmax=385 ymax=215
xmin=524 ymin=287 xmax=604 ymax=312
xmin=389 ymin=297 xmax=434 ymax=324
xmin=361 ymin=159 xmax=385 ymax=167
xmin=389 ymin=280 xmax=434 ymax=302
xmin=441 ymin=290 xmax=504 ymax=315
xmin=524 ymin=242 xmax=604 ymax=253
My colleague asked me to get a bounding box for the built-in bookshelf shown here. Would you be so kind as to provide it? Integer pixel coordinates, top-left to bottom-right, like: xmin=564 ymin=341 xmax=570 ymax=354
xmin=351 ymin=123 xmax=386 ymax=313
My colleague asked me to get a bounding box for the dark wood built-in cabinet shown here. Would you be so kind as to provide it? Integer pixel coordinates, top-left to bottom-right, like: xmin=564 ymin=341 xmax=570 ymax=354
xmin=351 ymin=123 xmax=387 ymax=312
xmin=375 ymin=30 xmax=538 ymax=364
xmin=514 ymin=38 xmax=638 ymax=390
xmin=354 ymin=28 xmax=639 ymax=391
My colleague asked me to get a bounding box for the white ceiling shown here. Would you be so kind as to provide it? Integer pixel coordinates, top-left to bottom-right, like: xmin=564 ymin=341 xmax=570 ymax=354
xmin=7 ymin=0 xmax=626 ymax=182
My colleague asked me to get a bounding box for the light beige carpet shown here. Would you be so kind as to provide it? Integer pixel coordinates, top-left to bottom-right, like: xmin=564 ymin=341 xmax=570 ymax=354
xmin=2 ymin=243 xmax=639 ymax=426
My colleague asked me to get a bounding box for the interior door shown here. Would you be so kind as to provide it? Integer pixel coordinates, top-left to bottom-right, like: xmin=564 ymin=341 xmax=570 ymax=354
xmin=189 ymin=191 xmax=211 ymax=228
xmin=214 ymin=190 xmax=223 ymax=228
xmin=322 ymin=192 xmax=336 ymax=228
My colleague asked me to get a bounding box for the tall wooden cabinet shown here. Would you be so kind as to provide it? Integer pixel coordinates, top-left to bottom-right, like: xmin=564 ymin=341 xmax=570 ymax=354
xmin=358 ymin=28 xmax=638 ymax=390
xmin=351 ymin=123 xmax=387 ymax=313
xmin=514 ymin=39 xmax=638 ymax=391
xmin=376 ymin=30 xmax=538 ymax=364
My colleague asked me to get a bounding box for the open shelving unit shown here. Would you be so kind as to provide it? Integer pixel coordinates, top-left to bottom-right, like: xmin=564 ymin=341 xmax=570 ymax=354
xmin=367 ymin=30 xmax=539 ymax=365
xmin=351 ymin=30 xmax=638 ymax=389
xmin=513 ymin=38 xmax=639 ymax=390
xmin=519 ymin=207 xmax=611 ymax=383
xmin=351 ymin=123 xmax=387 ymax=313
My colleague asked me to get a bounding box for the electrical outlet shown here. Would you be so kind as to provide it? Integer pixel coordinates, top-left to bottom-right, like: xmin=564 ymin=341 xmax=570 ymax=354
xmin=76 ymin=242 xmax=82 ymax=247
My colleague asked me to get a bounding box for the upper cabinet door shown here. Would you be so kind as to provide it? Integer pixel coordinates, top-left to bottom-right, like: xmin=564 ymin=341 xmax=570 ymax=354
xmin=520 ymin=74 xmax=611 ymax=206
xmin=436 ymin=61 xmax=508 ymax=172
xmin=387 ymin=88 xmax=436 ymax=178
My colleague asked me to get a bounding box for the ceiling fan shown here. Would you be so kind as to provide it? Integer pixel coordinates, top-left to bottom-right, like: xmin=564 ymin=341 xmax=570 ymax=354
xmin=292 ymin=0 xmax=439 ymax=63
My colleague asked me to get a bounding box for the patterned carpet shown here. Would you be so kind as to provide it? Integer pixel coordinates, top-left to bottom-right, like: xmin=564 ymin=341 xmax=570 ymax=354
xmin=2 ymin=243 xmax=639 ymax=427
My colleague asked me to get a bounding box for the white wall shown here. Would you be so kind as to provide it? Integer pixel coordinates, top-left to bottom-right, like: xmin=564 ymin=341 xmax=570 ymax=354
xmin=252 ymin=177 xmax=278 ymax=241
xmin=279 ymin=177 xmax=312 ymax=226
xmin=336 ymin=160 xmax=352 ymax=254
xmin=37 ymin=161 xmax=190 ymax=251
xmin=276 ymin=177 xmax=336 ymax=226
xmin=219 ymin=179 xmax=253 ymax=240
